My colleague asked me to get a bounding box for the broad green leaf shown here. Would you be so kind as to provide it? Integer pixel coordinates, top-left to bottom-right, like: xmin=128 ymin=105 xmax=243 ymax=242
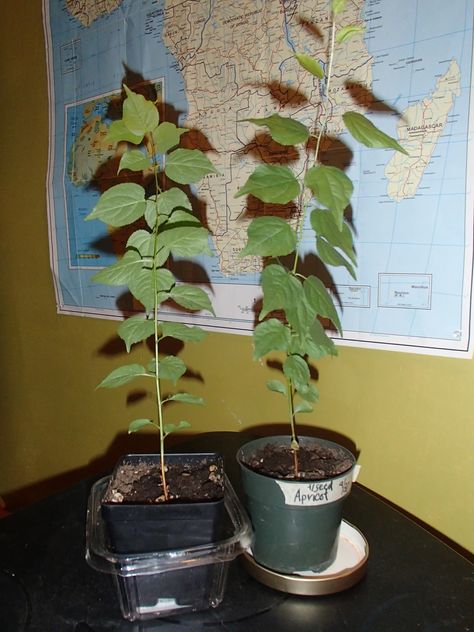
xmin=294 ymin=401 xmax=314 ymax=414
xmin=128 ymin=419 xmax=156 ymax=433
xmin=170 ymin=285 xmax=214 ymax=314
xmin=336 ymin=25 xmax=365 ymax=44
xmin=266 ymin=379 xmax=287 ymax=395
xmin=106 ymin=119 xmax=143 ymax=145
xmin=155 ymin=268 xmax=175 ymax=292
xmin=244 ymin=114 xmax=310 ymax=146
xmin=240 ymin=217 xmax=297 ymax=258
xmin=145 ymin=198 xmax=158 ymax=229
xmin=283 ymin=355 xmax=310 ymax=391
xmin=160 ymin=322 xmax=207 ymax=342
xmin=156 ymin=188 xmax=193 ymax=216
xmin=127 ymin=229 xmax=154 ymax=259
xmin=156 ymin=290 xmax=171 ymax=305
xmin=304 ymin=275 xmax=342 ymax=334
xmin=166 ymin=393 xmax=204 ymax=405
xmin=304 ymin=165 xmax=353 ymax=229
xmin=85 ymin=183 xmax=146 ymax=226
xmin=153 ymin=122 xmax=188 ymax=154
xmin=158 ymin=355 xmax=187 ymax=383
xmin=128 ymin=268 xmax=154 ymax=312
xmin=294 ymin=53 xmax=325 ymax=79
xmin=123 ymin=85 xmax=159 ymax=136
xmin=307 ymin=319 xmax=338 ymax=359
xmin=154 ymin=246 xmax=171 ymax=268
xmin=118 ymin=315 xmax=155 ymax=352
xmin=165 ymin=148 xmax=218 ymax=184
xmin=253 ymin=318 xmax=291 ymax=360
xmin=118 ymin=149 xmax=152 ymax=173
xmin=332 ymin=0 xmax=347 ymax=15
xmin=296 ymin=382 xmax=319 ymax=403
xmin=160 ymin=225 xmax=212 ymax=257
xmin=235 ymin=164 xmax=300 ymax=205
xmin=260 ymin=263 xmax=301 ymax=319
xmin=310 ymin=209 xmax=356 ymax=265
xmin=97 ymin=364 xmax=147 ymax=389
xmin=163 ymin=420 xmax=191 ymax=436
xmin=91 ymin=250 xmax=141 ymax=285
xmin=343 ymin=111 xmax=408 ymax=155
xmin=285 ymin=293 xmax=313 ymax=338
xmin=165 ymin=209 xmax=201 ymax=226
xmin=317 ymin=236 xmax=356 ymax=279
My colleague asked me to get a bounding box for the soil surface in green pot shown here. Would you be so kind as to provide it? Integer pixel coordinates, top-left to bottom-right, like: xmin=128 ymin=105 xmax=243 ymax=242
xmin=242 ymin=442 xmax=353 ymax=480
xmin=103 ymin=458 xmax=224 ymax=505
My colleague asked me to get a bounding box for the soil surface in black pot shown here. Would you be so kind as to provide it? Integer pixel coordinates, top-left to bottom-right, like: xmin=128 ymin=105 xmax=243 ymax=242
xmin=103 ymin=459 xmax=224 ymax=504
xmin=242 ymin=442 xmax=353 ymax=480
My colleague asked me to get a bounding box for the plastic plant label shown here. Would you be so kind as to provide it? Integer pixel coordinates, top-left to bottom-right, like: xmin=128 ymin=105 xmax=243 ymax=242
xmin=275 ymin=470 xmax=354 ymax=506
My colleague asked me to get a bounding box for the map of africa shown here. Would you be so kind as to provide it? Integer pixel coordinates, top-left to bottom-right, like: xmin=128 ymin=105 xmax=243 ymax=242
xmin=43 ymin=0 xmax=474 ymax=356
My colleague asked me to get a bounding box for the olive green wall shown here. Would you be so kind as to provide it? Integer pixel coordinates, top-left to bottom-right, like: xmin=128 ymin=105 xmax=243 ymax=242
xmin=1 ymin=2 xmax=473 ymax=553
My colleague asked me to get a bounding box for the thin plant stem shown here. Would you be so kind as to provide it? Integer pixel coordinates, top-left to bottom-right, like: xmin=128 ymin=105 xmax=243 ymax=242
xmin=149 ymin=135 xmax=168 ymax=500
xmin=287 ymin=9 xmax=338 ymax=465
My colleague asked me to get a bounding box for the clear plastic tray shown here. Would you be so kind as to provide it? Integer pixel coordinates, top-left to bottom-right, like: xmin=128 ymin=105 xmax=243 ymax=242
xmin=86 ymin=475 xmax=252 ymax=621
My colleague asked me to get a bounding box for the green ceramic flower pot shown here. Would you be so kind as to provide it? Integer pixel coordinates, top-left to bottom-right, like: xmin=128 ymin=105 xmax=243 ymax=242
xmin=237 ymin=435 xmax=355 ymax=574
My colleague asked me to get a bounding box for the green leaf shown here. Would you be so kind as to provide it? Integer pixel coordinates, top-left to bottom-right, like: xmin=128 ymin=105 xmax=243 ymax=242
xmin=118 ymin=149 xmax=152 ymax=173
xmin=283 ymin=355 xmax=310 ymax=391
xmin=118 ymin=315 xmax=155 ymax=352
xmin=163 ymin=420 xmax=191 ymax=436
xmin=106 ymin=119 xmax=143 ymax=145
xmin=332 ymin=0 xmax=347 ymax=14
xmin=126 ymin=229 xmax=154 ymax=258
xmin=128 ymin=419 xmax=156 ymax=433
xmin=307 ymin=319 xmax=338 ymax=359
xmin=266 ymin=379 xmax=287 ymax=396
xmin=123 ymin=85 xmax=159 ymax=136
xmin=128 ymin=268 xmax=154 ymax=312
xmin=259 ymin=263 xmax=300 ymax=319
xmin=317 ymin=236 xmax=356 ymax=279
xmin=165 ymin=209 xmax=201 ymax=226
xmin=85 ymin=183 xmax=146 ymax=226
xmin=97 ymin=364 xmax=147 ymax=389
xmin=166 ymin=393 xmax=204 ymax=405
xmin=155 ymin=268 xmax=175 ymax=292
xmin=310 ymin=209 xmax=356 ymax=265
xmin=304 ymin=275 xmax=342 ymax=334
xmin=294 ymin=53 xmax=325 ymax=79
xmin=156 ymin=188 xmax=193 ymax=216
xmin=91 ymin=250 xmax=141 ymax=285
xmin=294 ymin=401 xmax=314 ymax=414
xmin=165 ymin=148 xmax=218 ymax=184
xmin=158 ymin=356 xmax=187 ymax=384
xmin=153 ymin=122 xmax=188 ymax=154
xmin=296 ymin=382 xmax=319 ymax=403
xmin=343 ymin=111 xmax=408 ymax=155
xmin=160 ymin=225 xmax=212 ymax=257
xmin=170 ymin=285 xmax=214 ymax=314
xmin=336 ymin=25 xmax=365 ymax=44
xmin=253 ymin=318 xmax=291 ymax=360
xmin=285 ymin=293 xmax=313 ymax=338
xmin=235 ymin=164 xmax=300 ymax=204
xmin=160 ymin=322 xmax=207 ymax=342
xmin=244 ymin=114 xmax=310 ymax=146
xmin=304 ymin=165 xmax=353 ymax=229
xmin=240 ymin=217 xmax=297 ymax=258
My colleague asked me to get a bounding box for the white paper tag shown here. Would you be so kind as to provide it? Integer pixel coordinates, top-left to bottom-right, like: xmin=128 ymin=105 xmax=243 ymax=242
xmin=275 ymin=470 xmax=354 ymax=506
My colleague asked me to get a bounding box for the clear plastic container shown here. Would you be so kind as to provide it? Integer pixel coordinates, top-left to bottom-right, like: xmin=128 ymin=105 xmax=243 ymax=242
xmin=86 ymin=475 xmax=253 ymax=621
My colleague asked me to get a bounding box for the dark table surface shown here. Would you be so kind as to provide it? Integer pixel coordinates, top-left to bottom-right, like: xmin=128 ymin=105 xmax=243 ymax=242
xmin=0 ymin=432 xmax=472 ymax=631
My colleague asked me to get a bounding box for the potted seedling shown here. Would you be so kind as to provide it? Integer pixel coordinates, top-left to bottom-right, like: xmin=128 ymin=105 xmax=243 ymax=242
xmin=235 ymin=0 xmax=408 ymax=576
xmin=84 ymin=85 xmax=251 ymax=620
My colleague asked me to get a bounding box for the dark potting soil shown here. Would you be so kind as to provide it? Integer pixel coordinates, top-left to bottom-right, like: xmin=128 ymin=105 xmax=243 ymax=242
xmin=243 ymin=442 xmax=353 ymax=480
xmin=103 ymin=459 xmax=224 ymax=504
